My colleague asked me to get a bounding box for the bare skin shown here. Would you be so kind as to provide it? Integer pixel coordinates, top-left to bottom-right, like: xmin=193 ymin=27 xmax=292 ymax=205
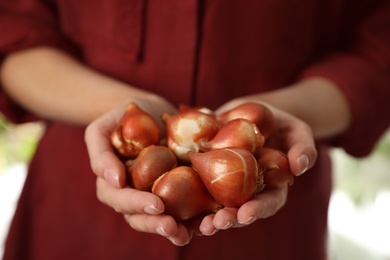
xmin=1 ymin=47 xmax=351 ymax=246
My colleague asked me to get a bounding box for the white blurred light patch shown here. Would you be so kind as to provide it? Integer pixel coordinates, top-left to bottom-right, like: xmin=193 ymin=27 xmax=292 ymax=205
xmin=0 ymin=164 xmax=27 ymax=259
xmin=328 ymin=190 xmax=390 ymax=260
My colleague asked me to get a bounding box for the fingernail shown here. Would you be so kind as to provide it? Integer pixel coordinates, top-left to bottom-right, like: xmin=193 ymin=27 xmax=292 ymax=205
xmin=156 ymin=226 xmax=170 ymax=237
xmin=297 ymin=155 xmax=309 ymax=176
xmin=203 ymin=228 xmax=219 ymax=236
xmin=168 ymin=237 xmax=183 ymax=246
xmin=239 ymin=216 xmax=256 ymax=225
xmin=166 ymin=236 xmax=189 ymax=246
xmin=168 ymin=236 xmax=178 ymax=246
xmin=144 ymin=205 xmax=163 ymax=215
xmin=104 ymin=169 xmax=120 ymax=187
xmin=194 ymin=230 xmax=204 ymax=237
xmin=220 ymin=221 xmax=233 ymax=230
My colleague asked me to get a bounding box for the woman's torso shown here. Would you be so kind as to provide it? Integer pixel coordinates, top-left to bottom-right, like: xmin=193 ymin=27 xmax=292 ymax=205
xmin=3 ymin=0 xmax=345 ymax=259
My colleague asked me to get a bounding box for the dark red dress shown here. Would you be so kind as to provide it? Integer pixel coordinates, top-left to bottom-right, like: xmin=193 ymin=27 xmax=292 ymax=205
xmin=1 ymin=0 xmax=390 ymax=259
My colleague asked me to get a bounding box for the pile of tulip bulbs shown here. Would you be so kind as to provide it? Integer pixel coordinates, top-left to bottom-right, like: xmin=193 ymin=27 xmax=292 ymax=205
xmin=111 ymin=102 xmax=294 ymax=221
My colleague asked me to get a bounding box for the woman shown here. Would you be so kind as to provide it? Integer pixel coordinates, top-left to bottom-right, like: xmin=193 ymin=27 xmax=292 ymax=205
xmin=1 ymin=0 xmax=389 ymax=259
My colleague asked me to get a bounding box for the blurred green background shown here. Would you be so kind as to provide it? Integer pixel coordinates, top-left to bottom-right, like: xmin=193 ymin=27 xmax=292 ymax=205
xmin=0 ymin=115 xmax=43 ymax=170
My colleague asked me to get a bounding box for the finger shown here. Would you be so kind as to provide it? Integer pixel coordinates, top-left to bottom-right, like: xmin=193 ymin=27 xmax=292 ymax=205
xmin=85 ymin=111 xmax=126 ymax=187
xmin=124 ymin=214 xmax=192 ymax=246
xmin=199 ymin=214 xmax=219 ymax=236
xmin=236 ymin=185 xmax=288 ymax=224
xmin=171 ymin=224 xmax=193 ymax=246
xmin=184 ymin=216 xmax=204 ymax=237
xmin=262 ymin=104 xmax=317 ymax=176
xmin=124 ymin=213 xmax=177 ymax=236
xmin=212 ymin=207 xmax=238 ymax=230
xmin=96 ymin=177 xmax=164 ymax=215
xmin=285 ymin=121 xmax=317 ymax=176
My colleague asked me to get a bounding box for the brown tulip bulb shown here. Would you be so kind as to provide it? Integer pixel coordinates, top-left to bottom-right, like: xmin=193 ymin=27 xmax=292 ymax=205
xmin=178 ymin=103 xmax=215 ymax=116
xmin=126 ymin=145 xmax=177 ymax=191
xmin=162 ymin=110 xmax=221 ymax=161
xmin=152 ymin=166 xmax=222 ymax=221
xmin=189 ymin=148 xmax=264 ymax=207
xmin=111 ymin=103 xmax=161 ymax=157
xmin=256 ymin=147 xmax=294 ymax=189
xmin=198 ymin=118 xmax=265 ymax=154
xmin=217 ymin=102 xmax=275 ymax=139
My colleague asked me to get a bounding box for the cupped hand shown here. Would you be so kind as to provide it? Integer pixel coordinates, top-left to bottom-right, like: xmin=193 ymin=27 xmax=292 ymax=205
xmin=84 ymin=97 xmax=193 ymax=246
xmin=196 ymin=99 xmax=318 ymax=235
xmin=215 ymin=99 xmax=317 ymax=176
xmin=198 ymin=185 xmax=288 ymax=235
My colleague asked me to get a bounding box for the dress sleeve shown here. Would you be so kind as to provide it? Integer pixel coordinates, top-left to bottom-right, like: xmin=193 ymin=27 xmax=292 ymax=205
xmin=299 ymin=0 xmax=390 ymax=157
xmin=0 ymin=0 xmax=76 ymax=123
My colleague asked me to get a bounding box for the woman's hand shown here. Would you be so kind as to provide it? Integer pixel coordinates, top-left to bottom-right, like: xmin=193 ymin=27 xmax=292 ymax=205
xmin=216 ymin=100 xmax=317 ymax=176
xmin=196 ymin=100 xmax=318 ymax=235
xmin=84 ymin=97 xmax=194 ymax=246
xmin=85 ymin=77 xmax=335 ymax=241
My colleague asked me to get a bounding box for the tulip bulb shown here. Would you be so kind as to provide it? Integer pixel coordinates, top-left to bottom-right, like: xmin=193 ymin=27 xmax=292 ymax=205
xmin=178 ymin=103 xmax=215 ymax=116
xmin=111 ymin=103 xmax=161 ymax=157
xmin=198 ymin=118 xmax=265 ymax=154
xmin=256 ymin=147 xmax=294 ymax=189
xmin=162 ymin=110 xmax=221 ymax=161
xmin=217 ymin=102 xmax=275 ymax=138
xmin=152 ymin=166 xmax=222 ymax=221
xmin=126 ymin=145 xmax=177 ymax=191
xmin=188 ymin=148 xmax=264 ymax=207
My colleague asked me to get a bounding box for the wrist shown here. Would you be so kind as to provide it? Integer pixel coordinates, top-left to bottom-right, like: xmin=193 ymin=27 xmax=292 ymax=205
xmin=289 ymin=77 xmax=351 ymax=139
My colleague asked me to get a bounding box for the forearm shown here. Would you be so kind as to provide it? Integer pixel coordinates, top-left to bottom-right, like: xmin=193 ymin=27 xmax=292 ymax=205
xmin=0 ymin=47 xmax=156 ymax=126
xmin=239 ymin=77 xmax=352 ymax=140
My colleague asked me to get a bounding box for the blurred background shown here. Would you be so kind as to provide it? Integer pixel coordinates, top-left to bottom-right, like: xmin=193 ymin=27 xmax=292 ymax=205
xmin=1 ymin=114 xmax=390 ymax=259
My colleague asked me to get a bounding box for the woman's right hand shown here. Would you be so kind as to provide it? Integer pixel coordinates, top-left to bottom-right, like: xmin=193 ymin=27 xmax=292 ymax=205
xmin=84 ymin=96 xmax=194 ymax=246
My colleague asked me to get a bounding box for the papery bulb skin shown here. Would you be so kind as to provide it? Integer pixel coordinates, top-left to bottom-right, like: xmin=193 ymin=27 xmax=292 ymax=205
xmin=188 ymin=148 xmax=264 ymax=207
xmin=217 ymin=102 xmax=275 ymax=139
xmin=111 ymin=103 xmax=161 ymax=157
xmin=126 ymin=145 xmax=177 ymax=191
xmin=152 ymin=166 xmax=222 ymax=221
xmin=256 ymin=147 xmax=294 ymax=189
xmin=162 ymin=110 xmax=221 ymax=161
xmin=198 ymin=118 xmax=265 ymax=154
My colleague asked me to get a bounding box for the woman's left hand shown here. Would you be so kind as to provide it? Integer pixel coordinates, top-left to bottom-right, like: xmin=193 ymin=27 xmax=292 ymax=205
xmin=197 ymin=100 xmax=317 ymax=235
